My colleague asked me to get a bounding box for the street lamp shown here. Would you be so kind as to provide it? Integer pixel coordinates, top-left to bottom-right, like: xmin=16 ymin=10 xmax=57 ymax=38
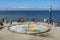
xmin=49 ymin=5 xmax=52 ymax=23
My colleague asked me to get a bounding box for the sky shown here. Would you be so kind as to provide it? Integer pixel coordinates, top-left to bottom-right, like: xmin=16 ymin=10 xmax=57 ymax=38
xmin=0 ymin=0 xmax=60 ymax=10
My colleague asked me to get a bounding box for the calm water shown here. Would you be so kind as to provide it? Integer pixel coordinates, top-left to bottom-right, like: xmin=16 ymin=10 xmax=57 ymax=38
xmin=0 ymin=10 xmax=60 ymax=23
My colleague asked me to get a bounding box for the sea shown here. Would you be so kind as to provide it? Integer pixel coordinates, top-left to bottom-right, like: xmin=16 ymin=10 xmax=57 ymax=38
xmin=0 ymin=10 xmax=60 ymax=26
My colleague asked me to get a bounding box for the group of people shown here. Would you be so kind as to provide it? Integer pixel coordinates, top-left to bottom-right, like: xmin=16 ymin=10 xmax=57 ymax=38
xmin=17 ymin=18 xmax=38 ymax=22
xmin=0 ymin=18 xmax=54 ymax=26
xmin=44 ymin=18 xmax=54 ymax=25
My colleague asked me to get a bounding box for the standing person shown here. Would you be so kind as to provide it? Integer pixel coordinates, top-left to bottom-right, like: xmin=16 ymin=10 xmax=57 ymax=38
xmin=10 ymin=20 xmax=12 ymax=25
xmin=1 ymin=18 xmax=4 ymax=23
xmin=2 ymin=18 xmax=4 ymax=22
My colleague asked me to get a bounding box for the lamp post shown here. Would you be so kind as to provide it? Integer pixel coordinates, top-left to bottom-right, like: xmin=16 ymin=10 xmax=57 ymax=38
xmin=49 ymin=5 xmax=52 ymax=23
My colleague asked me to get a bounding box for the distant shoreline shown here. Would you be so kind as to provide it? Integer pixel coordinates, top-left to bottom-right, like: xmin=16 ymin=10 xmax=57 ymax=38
xmin=0 ymin=10 xmax=60 ymax=11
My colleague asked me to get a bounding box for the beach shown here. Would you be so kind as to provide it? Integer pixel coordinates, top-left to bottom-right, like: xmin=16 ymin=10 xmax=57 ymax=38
xmin=0 ymin=22 xmax=60 ymax=40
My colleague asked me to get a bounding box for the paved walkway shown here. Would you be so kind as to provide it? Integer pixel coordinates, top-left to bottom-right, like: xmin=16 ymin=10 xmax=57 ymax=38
xmin=0 ymin=27 xmax=60 ymax=40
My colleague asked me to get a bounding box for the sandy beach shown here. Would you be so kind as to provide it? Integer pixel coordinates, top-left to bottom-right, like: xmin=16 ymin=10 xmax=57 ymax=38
xmin=0 ymin=22 xmax=60 ymax=40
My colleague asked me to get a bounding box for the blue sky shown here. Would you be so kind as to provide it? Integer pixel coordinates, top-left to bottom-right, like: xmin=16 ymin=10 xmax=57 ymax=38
xmin=0 ymin=0 xmax=60 ymax=10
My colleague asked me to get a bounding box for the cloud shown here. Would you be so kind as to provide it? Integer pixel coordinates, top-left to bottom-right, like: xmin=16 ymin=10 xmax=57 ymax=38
xmin=0 ymin=6 xmax=60 ymax=10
